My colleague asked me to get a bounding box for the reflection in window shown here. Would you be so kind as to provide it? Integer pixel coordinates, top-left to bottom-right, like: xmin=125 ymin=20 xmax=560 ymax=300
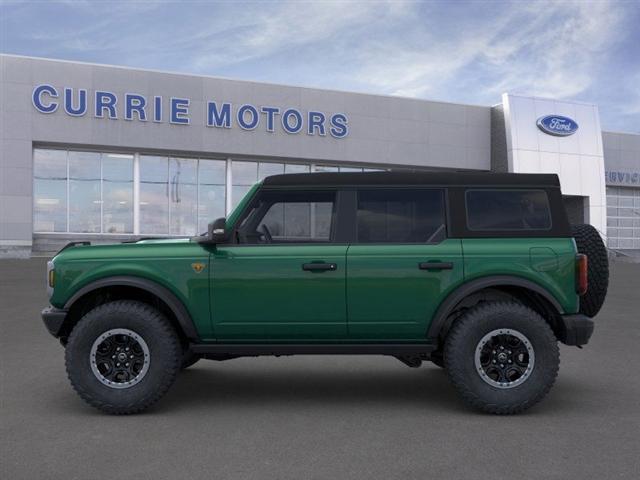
xmin=140 ymin=156 xmax=169 ymax=234
xmin=32 ymin=150 xmax=390 ymax=236
xmin=103 ymin=154 xmax=133 ymax=233
xmin=285 ymin=164 xmax=310 ymax=174
xmin=231 ymin=161 xmax=257 ymax=210
xmin=69 ymin=151 xmax=101 ymax=233
xmin=465 ymin=190 xmax=551 ymax=231
xmin=169 ymin=158 xmax=197 ymax=235
xmin=198 ymin=159 xmax=226 ymax=232
xmin=34 ymin=149 xmax=67 ymax=232
xmin=314 ymin=165 xmax=339 ymax=172
xmin=357 ymin=189 xmax=446 ymax=243
xmin=258 ymin=162 xmax=284 ymax=180
xmin=244 ymin=191 xmax=335 ymax=243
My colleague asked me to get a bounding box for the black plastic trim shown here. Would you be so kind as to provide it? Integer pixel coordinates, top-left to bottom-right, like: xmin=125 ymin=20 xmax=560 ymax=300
xmin=63 ymin=276 xmax=199 ymax=340
xmin=41 ymin=306 xmax=69 ymax=338
xmin=190 ymin=342 xmax=436 ymax=356
xmin=558 ymin=314 xmax=594 ymax=346
xmin=426 ymin=275 xmax=565 ymax=340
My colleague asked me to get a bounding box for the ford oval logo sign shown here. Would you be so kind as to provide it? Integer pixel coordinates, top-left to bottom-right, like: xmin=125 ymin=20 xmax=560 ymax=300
xmin=536 ymin=115 xmax=579 ymax=137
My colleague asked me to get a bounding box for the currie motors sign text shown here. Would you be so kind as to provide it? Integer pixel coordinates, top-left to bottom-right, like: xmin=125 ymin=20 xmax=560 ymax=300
xmin=31 ymin=84 xmax=349 ymax=139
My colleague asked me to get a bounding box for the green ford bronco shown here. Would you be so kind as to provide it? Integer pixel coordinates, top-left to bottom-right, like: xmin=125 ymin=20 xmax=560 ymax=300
xmin=42 ymin=171 xmax=609 ymax=414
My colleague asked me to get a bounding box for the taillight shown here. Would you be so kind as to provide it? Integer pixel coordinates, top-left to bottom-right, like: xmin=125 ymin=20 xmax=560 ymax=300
xmin=576 ymin=254 xmax=588 ymax=296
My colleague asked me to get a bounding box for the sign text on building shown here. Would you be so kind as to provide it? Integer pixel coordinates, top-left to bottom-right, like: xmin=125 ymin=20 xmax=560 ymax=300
xmin=31 ymin=84 xmax=349 ymax=139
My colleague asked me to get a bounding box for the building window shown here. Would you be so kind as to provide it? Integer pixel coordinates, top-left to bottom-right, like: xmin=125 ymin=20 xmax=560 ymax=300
xmin=231 ymin=161 xmax=258 ymax=211
xmin=102 ymin=154 xmax=134 ymax=234
xmin=33 ymin=149 xmax=67 ymax=232
xmin=169 ymin=157 xmax=197 ymax=235
xmin=139 ymin=155 xmax=169 ymax=234
xmin=198 ymin=159 xmax=226 ymax=232
xmin=33 ymin=148 xmax=392 ymax=237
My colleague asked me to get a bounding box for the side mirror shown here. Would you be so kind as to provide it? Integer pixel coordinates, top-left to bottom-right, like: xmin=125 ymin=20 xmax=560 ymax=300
xmin=207 ymin=217 xmax=227 ymax=243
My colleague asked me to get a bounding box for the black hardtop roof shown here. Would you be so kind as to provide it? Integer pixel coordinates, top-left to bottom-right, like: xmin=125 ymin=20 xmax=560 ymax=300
xmin=262 ymin=171 xmax=561 ymax=188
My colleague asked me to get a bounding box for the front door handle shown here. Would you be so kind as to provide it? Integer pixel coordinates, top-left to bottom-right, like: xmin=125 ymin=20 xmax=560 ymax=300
xmin=419 ymin=261 xmax=453 ymax=270
xmin=302 ymin=262 xmax=337 ymax=272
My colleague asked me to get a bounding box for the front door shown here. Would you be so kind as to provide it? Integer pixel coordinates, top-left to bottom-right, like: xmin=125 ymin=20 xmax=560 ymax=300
xmin=211 ymin=189 xmax=347 ymax=340
xmin=346 ymin=188 xmax=464 ymax=340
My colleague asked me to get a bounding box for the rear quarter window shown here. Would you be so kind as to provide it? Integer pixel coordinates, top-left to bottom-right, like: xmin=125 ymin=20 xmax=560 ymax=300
xmin=465 ymin=189 xmax=552 ymax=231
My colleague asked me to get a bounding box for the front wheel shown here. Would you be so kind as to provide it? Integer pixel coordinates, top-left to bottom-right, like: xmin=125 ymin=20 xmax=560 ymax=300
xmin=444 ymin=301 xmax=559 ymax=414
xmin=65 ymin=300 xmax=182 ymax=414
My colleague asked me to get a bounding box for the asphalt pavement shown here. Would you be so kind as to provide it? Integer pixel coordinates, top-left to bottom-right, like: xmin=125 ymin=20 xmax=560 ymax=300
xmin=1 ymin=258 xmax=639 ymax=479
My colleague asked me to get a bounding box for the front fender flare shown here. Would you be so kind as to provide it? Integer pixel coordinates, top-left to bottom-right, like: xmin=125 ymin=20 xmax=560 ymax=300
xmin=64 ymin=275 xmax=199 ymax=341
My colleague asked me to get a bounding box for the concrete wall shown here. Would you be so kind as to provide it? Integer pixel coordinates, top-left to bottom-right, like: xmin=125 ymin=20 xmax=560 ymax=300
xmin=0 ymin=54 xmax=492 ymax=253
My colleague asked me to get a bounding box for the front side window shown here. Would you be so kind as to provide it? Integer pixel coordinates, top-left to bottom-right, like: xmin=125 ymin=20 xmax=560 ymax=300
xmin=237 ymin=190 xmax=336 ymax=244
xmin=356 ymin=189 xmax=446 ymax=243
xmin=466 ymin=189 xmax=552 ymax=231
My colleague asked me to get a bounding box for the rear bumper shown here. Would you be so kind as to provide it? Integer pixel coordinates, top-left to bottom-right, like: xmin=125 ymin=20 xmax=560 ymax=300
xmin=558 ymin=314 xmax=594 ymax=346
xmin=41 ymin=307 xmax=68 ymax=338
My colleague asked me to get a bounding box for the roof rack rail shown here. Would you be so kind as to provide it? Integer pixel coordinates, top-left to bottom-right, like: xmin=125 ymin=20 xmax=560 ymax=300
xmin=57 ymin=241 xmax=91 ymax=254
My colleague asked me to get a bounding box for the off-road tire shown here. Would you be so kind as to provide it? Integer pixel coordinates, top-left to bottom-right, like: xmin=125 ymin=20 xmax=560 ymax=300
xmin=444 ymin=301 xmax=559 ymax=414
xmin=181 ymin=350 xmax=201 ymax=369
xmin=65 ymin=300 xmax=182 ymax=414
xmin=572 ymin=223 xmax=609 ymax=317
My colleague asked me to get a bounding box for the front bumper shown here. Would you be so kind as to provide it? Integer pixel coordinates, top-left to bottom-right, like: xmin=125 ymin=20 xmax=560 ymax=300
xmin=558 ymin=314 xmax=594 ymax=346
xmin=42 ymin=307 xmax=68 ymax=338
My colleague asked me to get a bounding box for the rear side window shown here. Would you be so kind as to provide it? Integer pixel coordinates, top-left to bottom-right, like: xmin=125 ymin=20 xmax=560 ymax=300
xmin=357 ymin=189 xmax=446 ymax=243
xmin=465 ymin=189 xmax=551 ymax=231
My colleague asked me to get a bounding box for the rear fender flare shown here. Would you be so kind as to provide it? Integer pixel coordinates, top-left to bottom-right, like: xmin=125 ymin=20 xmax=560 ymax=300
xmin=426 ymin=275 xmax=564 ymax=341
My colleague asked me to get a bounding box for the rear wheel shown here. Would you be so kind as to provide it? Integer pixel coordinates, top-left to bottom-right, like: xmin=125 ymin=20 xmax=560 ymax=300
xmin=444 ymin=301 xmax=559 ymax=414
xmin=65 ymin=300 xmax=182 ymax=414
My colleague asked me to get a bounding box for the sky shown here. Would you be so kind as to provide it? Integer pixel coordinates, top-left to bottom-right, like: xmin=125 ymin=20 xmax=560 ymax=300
xmin=1 ymin=0 xmax=639 ymax=132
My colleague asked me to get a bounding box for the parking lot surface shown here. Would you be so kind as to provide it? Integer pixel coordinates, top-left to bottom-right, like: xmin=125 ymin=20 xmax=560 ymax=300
xmin=1 ymin=258 xmax=639 ymax=479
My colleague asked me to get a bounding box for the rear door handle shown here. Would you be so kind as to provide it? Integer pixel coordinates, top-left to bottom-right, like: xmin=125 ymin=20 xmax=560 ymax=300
xmin=419 ymin=262 xmax=453 ymax=270
xmin=302 ymin=262 xmax=337 ymax=272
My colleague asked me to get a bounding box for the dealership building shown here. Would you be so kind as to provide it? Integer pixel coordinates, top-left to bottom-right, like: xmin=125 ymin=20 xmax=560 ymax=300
xmin=1 ymin=54 xmax=639 ymax=257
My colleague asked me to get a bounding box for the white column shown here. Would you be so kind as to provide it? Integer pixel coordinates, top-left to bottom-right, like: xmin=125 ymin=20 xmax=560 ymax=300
xmin=133 ymin=153 xmax=140 ymax=235
xmin=225 ymin=158 xmax=233 ymax=215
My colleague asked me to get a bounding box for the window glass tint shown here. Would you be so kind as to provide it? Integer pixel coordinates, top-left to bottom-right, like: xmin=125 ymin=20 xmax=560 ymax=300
xmin=357 ymin=189 xmax=446 ymax=243
xmin=239 ymin=191 xmax=335 ymax=244
xmin=466 ymin=189 xmax=551 ymax=231
xmin=102 ymin=154 xmax=133 ymax=233
xmin=33 ymin=149 xmax=67 ymax=232
xmin=198 ymin=159 xmax=226 ymax=232
xmin=140 ymin=155 xmax=169 ymax=234
xmin=68 ymin=151 xmax=101 ymax=233
xmin=169 ymin=158 xmax=197 ymax=235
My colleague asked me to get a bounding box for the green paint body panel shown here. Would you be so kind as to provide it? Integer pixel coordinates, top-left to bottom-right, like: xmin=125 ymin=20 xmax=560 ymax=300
xmin=462 ymin=238 xmax=579 ymax=314
xmin=50 ymin=240 xmax=215 ymax=339
xmin=346 ymin=239 xmax=464 ymax=340
xmin=211 ymin=245 xmax=348 ymax=340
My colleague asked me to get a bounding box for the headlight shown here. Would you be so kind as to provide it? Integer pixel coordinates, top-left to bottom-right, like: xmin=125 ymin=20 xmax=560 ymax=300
xmin=46 ymin=260 xmax=55 ymax=298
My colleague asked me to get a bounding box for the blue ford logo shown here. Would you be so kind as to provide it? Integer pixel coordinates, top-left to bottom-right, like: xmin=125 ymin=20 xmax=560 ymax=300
xmin=536 ymin=115 xmax=579 ymax=137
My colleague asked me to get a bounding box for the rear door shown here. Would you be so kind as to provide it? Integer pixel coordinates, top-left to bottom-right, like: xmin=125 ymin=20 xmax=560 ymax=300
xmin=211 ymin=188 xmax=348 ymax=340
xmin=346 ymin=188 xmax=463 ymax=340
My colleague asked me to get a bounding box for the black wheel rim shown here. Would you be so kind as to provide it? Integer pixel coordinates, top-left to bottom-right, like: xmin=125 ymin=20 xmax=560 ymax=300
xmin=474 ymin=329 xmax=535 ymax=389
xmin=90 ymin=329 xmax=150 ymax=389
